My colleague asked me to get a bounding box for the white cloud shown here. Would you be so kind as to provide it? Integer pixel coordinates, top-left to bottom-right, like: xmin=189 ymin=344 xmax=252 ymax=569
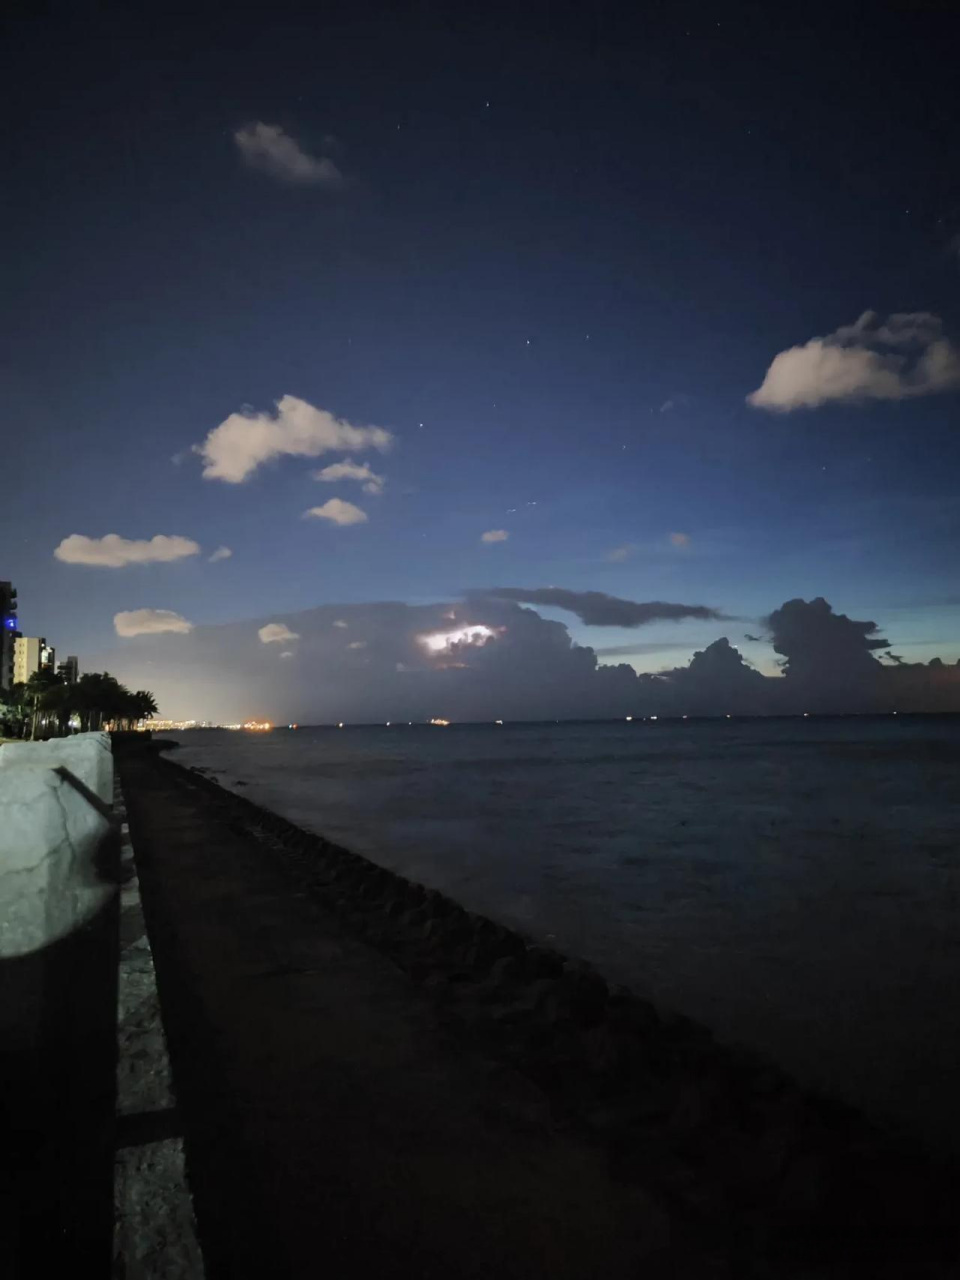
xmin=196 ymin=395 xmax=393 ymax=484
xmin=279 ymin=650 xmax=295 ymax=659
xmin=605 ymin=544 xmax=636 ymax=563
xmin=312 ymin=459 xmax=385 ymax=494
xmin=304 ymin=498 xmax=368 ymax=526
xmin=258 ymin=622 xmax=300 ymax=645
xmin=208 ymin=545 xmax=233 ymax=563
xmin=347 ymin=640 xmax=367 ymax=650
xmin=234 ymin=122 xmax=344 ymax=188
xmin=333 ymin=619 xmax=349 ymax=628
xmin=55 ymin=534 xmax=200 ymax=568
xmin=748 ymin=311 xmax=960 ymax=411
xmin=114 ymin=609 xmax=194 ymax=637
xmin=481 ymin=529 xmax=509 ymax=544
xmin=670 ymin=532 xmax=691 ymax=548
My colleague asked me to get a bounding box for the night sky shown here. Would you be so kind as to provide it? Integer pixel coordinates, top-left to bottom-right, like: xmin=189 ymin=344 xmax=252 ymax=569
xmin=5 ymin=2 xmax=960 ymax=715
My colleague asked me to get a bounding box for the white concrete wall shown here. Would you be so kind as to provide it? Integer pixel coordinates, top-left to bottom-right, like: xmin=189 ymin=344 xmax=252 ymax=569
xmin=0 ymin=733 xmax=115 ymax=958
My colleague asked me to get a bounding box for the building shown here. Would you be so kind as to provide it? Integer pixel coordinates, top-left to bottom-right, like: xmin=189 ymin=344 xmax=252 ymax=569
xmin=58 ymin=655 xmax=80 ymax=684
xmin=0 ymin=581 xmax=18 ymax=691
xmin=13 ymin=637 xmax=56 ymax=685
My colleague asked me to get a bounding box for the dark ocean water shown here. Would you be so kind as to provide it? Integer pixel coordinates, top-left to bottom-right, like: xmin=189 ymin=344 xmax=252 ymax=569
xmin=168 ymin=716 xmax=960 ymax=1151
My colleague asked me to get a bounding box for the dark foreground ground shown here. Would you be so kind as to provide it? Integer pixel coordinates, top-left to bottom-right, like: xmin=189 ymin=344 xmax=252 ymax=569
xmin=116 ymin=741 xmax=958 ymax=1278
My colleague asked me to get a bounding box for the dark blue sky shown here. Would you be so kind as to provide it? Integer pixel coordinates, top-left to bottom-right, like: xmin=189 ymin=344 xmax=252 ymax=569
xmin=5 ymin=0 xmax=960 ymax=683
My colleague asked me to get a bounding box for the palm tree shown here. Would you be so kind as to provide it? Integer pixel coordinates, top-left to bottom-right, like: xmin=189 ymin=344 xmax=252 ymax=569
xmin=40 ymin=681 xmax=77 ymax=737
xmin=13 ymin=669 xmax=160 ymax=735
xmin=0 ymin=681 xmax=30 ymax=739
xmin=75 ymin=672 xmax=123 ymax=731
xmin=24 ymin=668 xmax=64 ymax=739
xmin=131 ymin=689 xmax=158 ymax=725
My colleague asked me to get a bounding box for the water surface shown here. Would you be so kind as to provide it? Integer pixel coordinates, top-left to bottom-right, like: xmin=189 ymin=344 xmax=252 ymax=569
xmin=168 ymin=717 xmax=960 ymax=1150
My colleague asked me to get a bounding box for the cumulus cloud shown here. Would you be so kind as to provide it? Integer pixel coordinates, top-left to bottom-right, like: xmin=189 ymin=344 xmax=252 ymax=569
xmin=303 ymin=498 xmax=368 ymax=526
xmin=481 ymin=529 xmax=509 ymax=543
xmin=114 ymin=609 xmax=194 ymax=637
xmin=312 ymin=459 xmax=385 ymax=494
xmin=333 ymin=619 xmax=349 ymax=628
xmin=234 ymin=122 xmax=344 ymax=188
xmin=766 ymin=597 xmax=889 ymax=703
xmin=196 ymin=395 xmax=393 ymax=484
xmin=669 ymin=532 xmax=691 ymax=548
xmin=89 ymin=595 xmax=960 ymax=724
xmin=258 ymin=622 xmax=300 ymax=644
xmin=471 ymin=587 xmax=724 ymax=628
xmin=748 ymin=311 xmax=960 ymax=411
xmin=347 ymin=640 xmax=367 ymax=650
xmin=595 ymin=641 xmax=698 ymax=657
xmin=55 ymin=534 xmax=200 ymax=568
xmin=208 ymin=546 xmax=233 ymax=563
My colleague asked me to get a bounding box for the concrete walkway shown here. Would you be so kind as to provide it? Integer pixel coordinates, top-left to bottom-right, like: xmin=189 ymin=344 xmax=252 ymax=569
xmin=118 ymin=749 xmax=688 ymax=1278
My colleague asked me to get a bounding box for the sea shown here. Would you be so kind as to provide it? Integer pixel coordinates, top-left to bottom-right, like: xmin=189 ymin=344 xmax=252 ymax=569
xmin=167 ymin=716 xmax=960 ymax=1152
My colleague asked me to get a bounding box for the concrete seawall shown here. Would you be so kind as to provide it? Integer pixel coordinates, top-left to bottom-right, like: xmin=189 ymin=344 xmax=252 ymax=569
xmin=0 ymin=733 xmax=119 ymax=1275
xmin=116 ymin=738 xmax=958 ymax=1277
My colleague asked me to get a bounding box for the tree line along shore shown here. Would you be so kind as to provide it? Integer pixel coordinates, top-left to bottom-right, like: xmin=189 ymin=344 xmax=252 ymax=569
xmin=0 ymin=670 xmax=157 ymax=741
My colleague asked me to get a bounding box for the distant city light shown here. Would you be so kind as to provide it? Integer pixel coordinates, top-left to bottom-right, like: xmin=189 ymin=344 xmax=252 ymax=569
xmin=650 ymin=715 xmax=658 ymax=721
xmin=495 ymin=719 xmax=503 ymax=725
xmin=429 ymin=717 xmax=451 ymax=726
xmin=420 ymin=624 xmax=498 ymax=653
xmin=338 ymin=722 xmax=344 ymax=728
xmin=625 ymin=715 xmax=633 ymax=722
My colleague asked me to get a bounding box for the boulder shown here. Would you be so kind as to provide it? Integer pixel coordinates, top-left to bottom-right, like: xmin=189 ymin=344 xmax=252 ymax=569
xmin=0 ymin=760 xmax=114 ymax=958
xmin=0 ymin=731 xmax=113 ymax=803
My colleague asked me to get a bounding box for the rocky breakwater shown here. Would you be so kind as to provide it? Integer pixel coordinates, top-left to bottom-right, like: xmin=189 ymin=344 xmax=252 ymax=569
xmin=160 ymin=745 xmax=959 ymax=1278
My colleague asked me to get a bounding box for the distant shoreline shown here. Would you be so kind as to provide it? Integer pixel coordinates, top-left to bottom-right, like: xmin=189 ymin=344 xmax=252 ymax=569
xmin=160 ymin=710 xmax=960 ymax=732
